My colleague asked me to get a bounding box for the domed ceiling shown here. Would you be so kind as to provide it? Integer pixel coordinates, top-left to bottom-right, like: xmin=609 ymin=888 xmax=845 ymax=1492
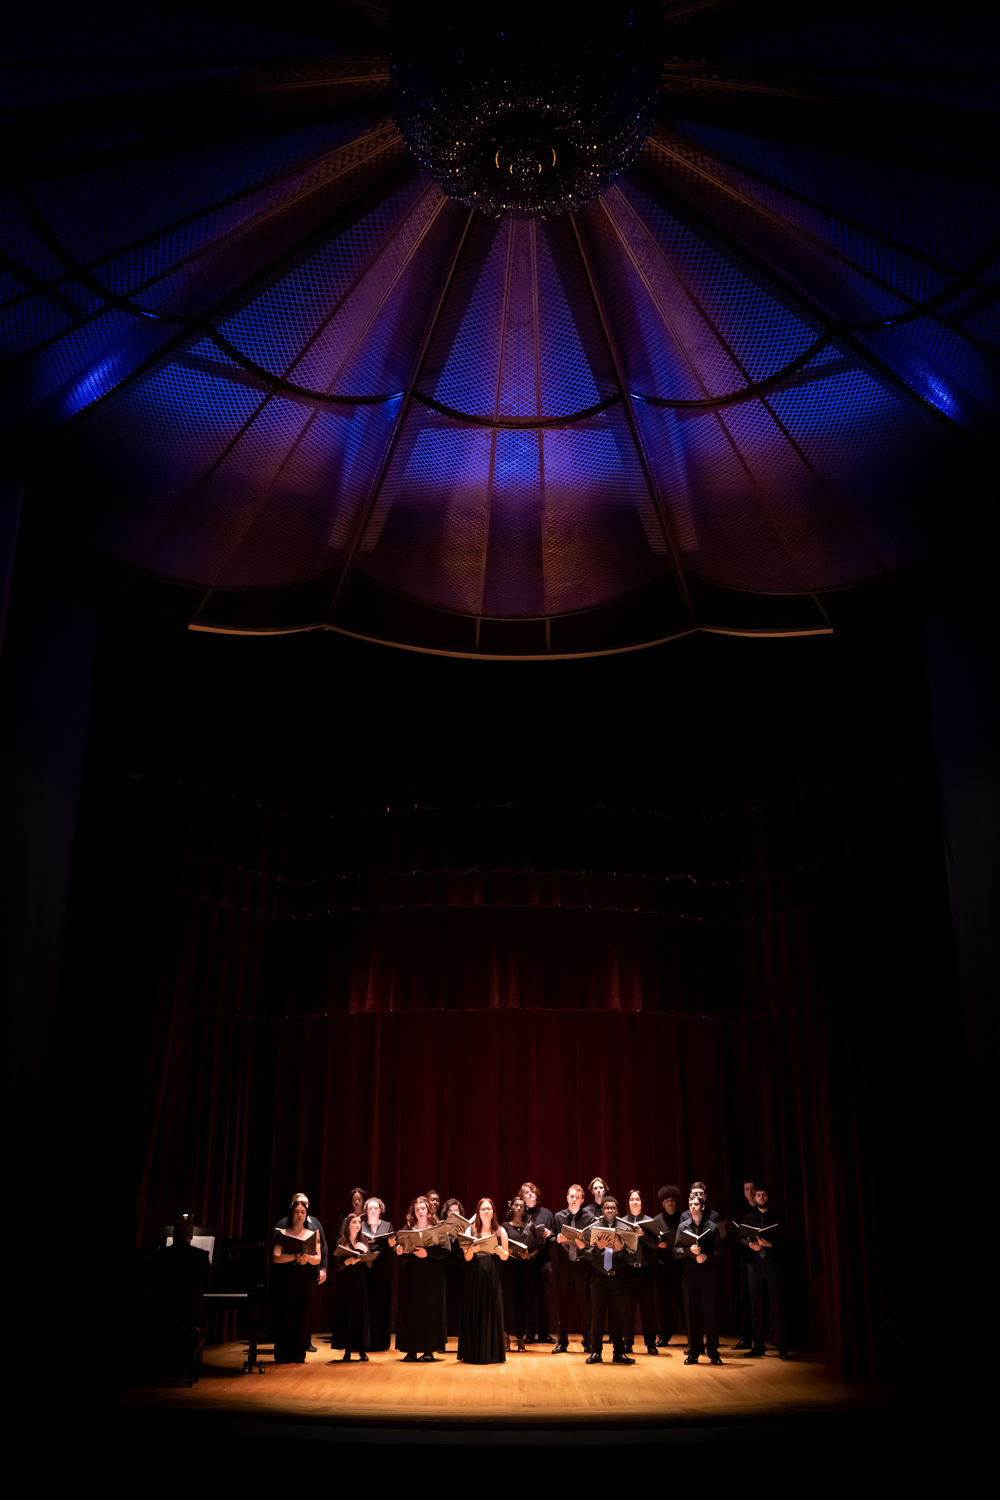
xmin=2 ymin=1 xmax=997 ymax=655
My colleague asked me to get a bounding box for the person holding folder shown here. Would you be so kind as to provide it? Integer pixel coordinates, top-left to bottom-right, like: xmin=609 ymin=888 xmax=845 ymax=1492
xmin=553 ymin=1183 xmax=594 ymax=1353
xmin=737 ymin=1187 xmax=789 ymax=1360
xmin=583 ymin=1196 xmax=635 ymax=1365
xmin=674 ymin=1192 xmax=722 ymax=1365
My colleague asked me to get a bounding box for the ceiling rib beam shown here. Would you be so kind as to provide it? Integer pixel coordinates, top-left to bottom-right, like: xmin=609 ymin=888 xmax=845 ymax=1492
xmin=153 ymin=188 xmax=450 ymax=589
xmin=567 ymin=212 xmax=696 ymax=627
xmin=20 ymin=144 xmax=411 ymax=464
xmin=325 ymin=207 xmax=478 ymax=622
xmin=635 ymin=158 xmax=984 ymax=445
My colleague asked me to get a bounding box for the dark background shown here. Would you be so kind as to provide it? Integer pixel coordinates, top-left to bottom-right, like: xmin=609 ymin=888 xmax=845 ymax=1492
xmin=48 ymin=610 xmax=967 ymax=1381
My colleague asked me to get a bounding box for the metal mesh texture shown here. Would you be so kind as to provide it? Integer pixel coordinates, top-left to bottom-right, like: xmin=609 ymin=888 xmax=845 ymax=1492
xmin=6 ymin=2 xmax=996 ymax=628
xmin=360 ymin=404 xmax=665 ymax=617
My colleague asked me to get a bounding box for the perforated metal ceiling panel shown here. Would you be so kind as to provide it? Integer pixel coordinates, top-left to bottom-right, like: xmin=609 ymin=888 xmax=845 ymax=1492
xmin=2 ymin=1 xmax=996 ymax=654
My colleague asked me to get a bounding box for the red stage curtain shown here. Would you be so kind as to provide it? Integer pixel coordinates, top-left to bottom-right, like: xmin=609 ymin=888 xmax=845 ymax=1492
xmin=134 ymin=783 xmax=847 ymax=1359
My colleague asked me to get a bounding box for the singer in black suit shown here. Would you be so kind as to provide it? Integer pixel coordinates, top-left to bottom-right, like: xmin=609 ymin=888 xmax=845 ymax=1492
xmin=738 ymin=1187 xmax=788 ymax=1359
xmin=583 ymin=1197 xmax=634 ymax=1365
xmin=674 ymin=1193 xmax=722 ymax=1365
xmin=622 ymin=1189 xmax=658 ymax=1355
xmin=520 ymin=1181 xmax=556 ymax=1343
xmin=553 ymin=1184 xmax=595 ymax=1352
xmin=653 ymin=1185 xmax=684 ymax=1346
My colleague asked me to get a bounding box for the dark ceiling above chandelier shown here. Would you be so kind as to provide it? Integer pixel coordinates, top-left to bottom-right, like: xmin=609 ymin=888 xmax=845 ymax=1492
xmin=1 ymin=1 xmax=997 ymax=656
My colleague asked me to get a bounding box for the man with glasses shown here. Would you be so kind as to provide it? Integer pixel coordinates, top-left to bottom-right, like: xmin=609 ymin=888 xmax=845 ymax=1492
xmin=584 ymin=1196 xmax=635 ymax=1365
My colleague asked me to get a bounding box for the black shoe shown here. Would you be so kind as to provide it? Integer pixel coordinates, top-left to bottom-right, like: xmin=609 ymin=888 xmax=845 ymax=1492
xmin=684 ymin=1353 xmax=700 ymax=1365
xmin=342 ymin=1352 xmax=352 ymax=1361
xmin=708 ymin=1353 xmax=723 ymax=1365
xmin=552 ymin=1343 xmax=569 ymax=1353
xmin=656 ymin=1336 xmax=671 ymax=1346
xmin=538 ymin=1334 xmax=555 ymax=1344
xmin=613 ymin=1353 xmax=636 ymax=1365
xmin=779 ymin=1350 xmax=790 ymax=1360
xmin=359 ymin=1352 xmax=369 ymax=1361
xmin=745 ymin=1347 xmax=766 ymax=1358
xmin=402 ymin=1352 xmax=419 ymax=1362
xmin=586 ymin=1351 xmax=603 ymax=1364
xmin=419 ymin=1352 xmax=439 ymax=1362
xmin=731 ymin=1338 xmax=752 ymax=1351
xmin=646 ymin=1346 xmax=659 ymax=1355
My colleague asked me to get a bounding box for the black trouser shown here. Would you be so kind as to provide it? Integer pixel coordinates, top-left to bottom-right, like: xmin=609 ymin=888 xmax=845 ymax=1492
xmin=555 ymin=1257 xmax=592 ymax=1344
xmin=588 ymin=1270 xmax=627 ymax=1356
xmin=624 ymin=1265 xmax=657 ymax=1350
xmin=525 ymin=1252 xmax=553 ymax=1337
xmin=681 ymin=1260 xmax=719 ymax=1356
xmin=748 ymin=1254 xmax=786 ymax=1350
xmin=655 ymin=1253 xmax=685 ymax=1340
xmin=739 ymin=1253 xmax=754 ymax=1341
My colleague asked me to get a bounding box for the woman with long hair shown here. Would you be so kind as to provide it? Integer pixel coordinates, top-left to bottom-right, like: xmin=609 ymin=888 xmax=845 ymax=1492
xmin=457 ymin=1197 xmax=508 ymax=1365
xmin=331 ymin=1213 xmax=371 ymax=1361
xmin=270 ymin=1198 xmax=321 ymax=1364
xmin=360 ymin=1196 xmax=395 ymax=1351
xmin=394 ymin=1196 xmax=449 ymax=1362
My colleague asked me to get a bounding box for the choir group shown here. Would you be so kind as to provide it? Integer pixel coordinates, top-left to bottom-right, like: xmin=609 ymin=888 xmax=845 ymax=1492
xmin=270 ymin=1176 xmax=789 ymax=1368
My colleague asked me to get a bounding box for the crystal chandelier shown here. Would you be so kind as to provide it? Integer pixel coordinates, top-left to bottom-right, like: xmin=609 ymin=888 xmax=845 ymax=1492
xmin=391 ymin=2 xmax=660 ymax=219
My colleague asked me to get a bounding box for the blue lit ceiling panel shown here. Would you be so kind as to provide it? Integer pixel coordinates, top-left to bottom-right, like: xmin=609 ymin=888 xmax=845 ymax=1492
xmin=1 ymin=1 xmax=996 ymax=652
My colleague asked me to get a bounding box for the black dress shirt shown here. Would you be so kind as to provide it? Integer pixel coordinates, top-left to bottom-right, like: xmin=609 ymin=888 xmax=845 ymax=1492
xmin=584 ymin=1219 xmax=632 ymax=1276
xmin=623 ymin=1213 xmax=656 ymax=1266
xmin=554 ymin=1205 xmax=594 ymax=1260
xmin=737 ymin=1206 xmax=782 ymax=1258
xmin=673 ymin=1211 xmax=721 ymax=1264
xmin=524 ymin=1203 xmax=557 ymax=1239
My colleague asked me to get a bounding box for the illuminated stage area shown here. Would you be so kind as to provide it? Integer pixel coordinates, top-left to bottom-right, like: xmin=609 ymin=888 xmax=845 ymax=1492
xmin=123 ymin=1338 xmax=889 ymax=1434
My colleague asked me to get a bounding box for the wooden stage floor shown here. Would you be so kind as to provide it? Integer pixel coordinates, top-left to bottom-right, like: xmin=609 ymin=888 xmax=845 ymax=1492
xmin=122 ymin=1335 xmax=891 ymax=1434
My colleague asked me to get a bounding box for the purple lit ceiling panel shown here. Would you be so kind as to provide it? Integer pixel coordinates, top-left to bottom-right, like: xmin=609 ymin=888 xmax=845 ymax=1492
xmin=538 ymin=412 xmax=668 ymax=616
xmin=359 ymin=412 xmax=494 ymax=615
xmin=3 ymin=3 xmax=996 ymax=653
xmin=182 ymin=402 xmax=401 ymax=589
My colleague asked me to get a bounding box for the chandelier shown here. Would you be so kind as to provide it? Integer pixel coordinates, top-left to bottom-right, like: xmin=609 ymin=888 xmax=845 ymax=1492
xmin=390 ymin=2 xmax=661 ymax=218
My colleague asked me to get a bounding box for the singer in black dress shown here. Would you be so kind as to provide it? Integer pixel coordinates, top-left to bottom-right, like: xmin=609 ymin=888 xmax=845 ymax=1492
xmin=457 ymin=1198 xmax=509 ymax=1365
xmin=331 ymin=1214 xmax=371 ymax=1360
xmin=500 ymin=1195 xmax=535 ymax=1352
xmin=440 ymin=1197 xmax=468 ymax=1340
xmin=270 ymin=1200 xmax=322 ymax=1363
xmin=395 ymin=1197 xmax=449 ymax=1362
xmin=360 ymin=1197 xmax=395 ymax=1351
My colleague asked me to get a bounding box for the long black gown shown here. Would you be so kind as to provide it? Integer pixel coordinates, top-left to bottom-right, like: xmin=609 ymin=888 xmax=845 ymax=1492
xmin=361 ymin=1218 xmax=395 ymax=1351
xmin=499 ymin=1221 xmax=533 ymax=1340
xmin=457 ymin=1245 xmax=506 ymax=1364
xmin=270 ymin=1230 xmax=318 ymax=1363
xmin=331 ymin=1255 xmax=371 ymax=1353
xmin=394 ymin=1244 xmax=449 ymax=1356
